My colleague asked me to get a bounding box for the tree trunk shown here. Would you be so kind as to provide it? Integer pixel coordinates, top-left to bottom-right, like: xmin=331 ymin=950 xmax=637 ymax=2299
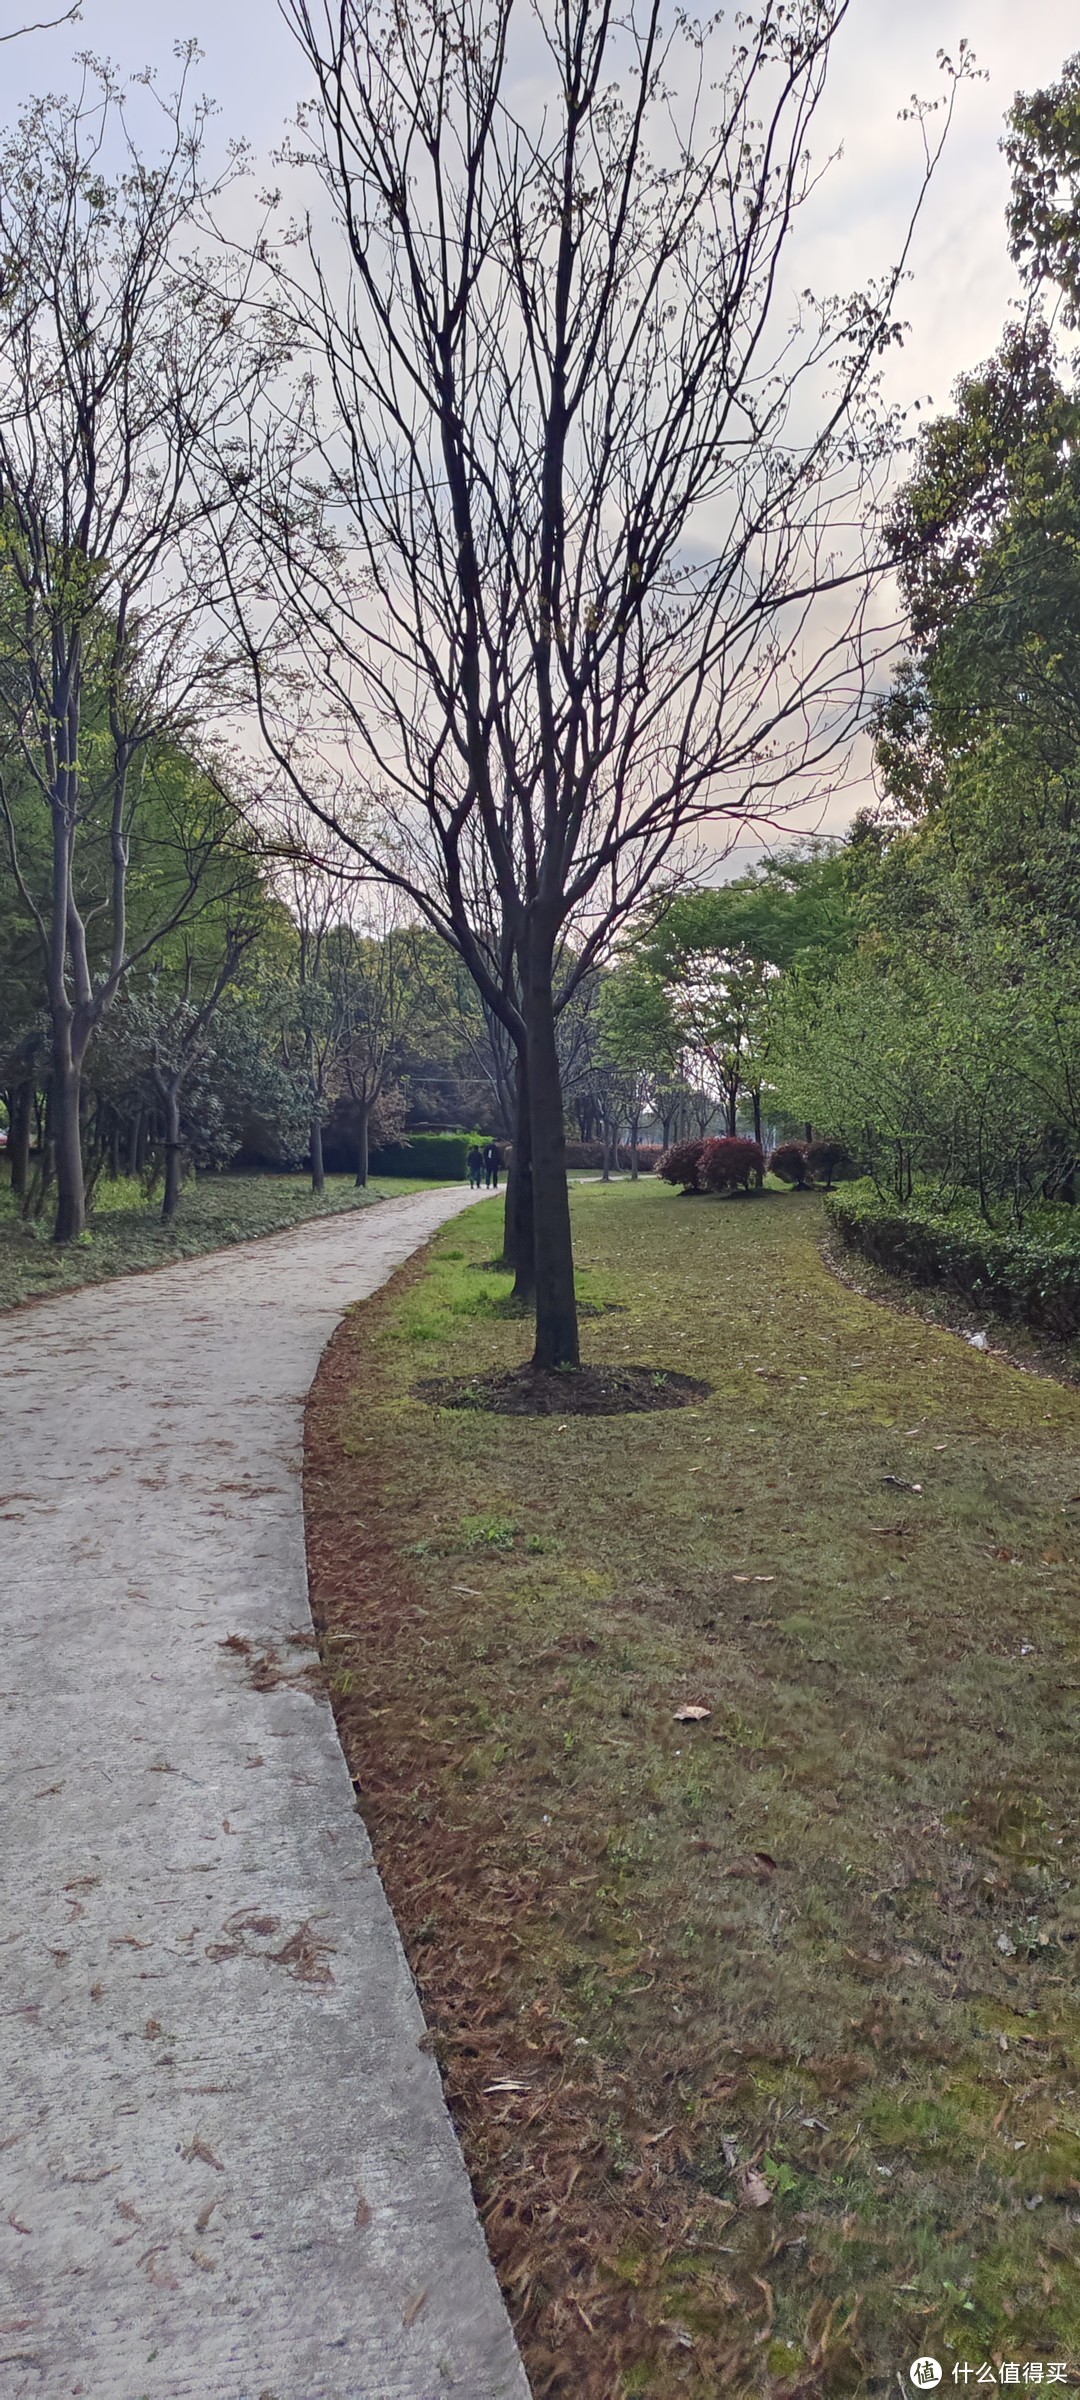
xmin=354 ymin=1100 xmax=370 ymax=1188
xmin=523 ymin=941 xmax=578 ymax=1370
xmin=630 ymin=1118 xmax=640 ymax=1180
xmin=161 ymin=1085 xmax=183 ymax=1223
xmin=502 ymin=1051 xmax=534 ymax=1299
xmin=310 ymin=1113 xmax=325 ymax=1195
xmin=752 ymin=1088 xmax=763 ymax=1147
xmin=8 ymin=1082 xmax=32 ymax=1199
xmin=51 ymin=1034 xmax=86 ymax=1243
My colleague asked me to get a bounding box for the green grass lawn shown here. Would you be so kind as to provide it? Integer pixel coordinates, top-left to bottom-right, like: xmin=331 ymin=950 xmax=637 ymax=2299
xmin=306 ymin=1180 xmax=1080 ymax=2400
xmin=0 ymin=1169 xmax=449 ymax=1310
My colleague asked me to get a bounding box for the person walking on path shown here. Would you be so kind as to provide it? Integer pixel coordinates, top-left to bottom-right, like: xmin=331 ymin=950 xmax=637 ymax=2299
xmin=467 ymin=1143 xmax=484 ymax=1188
xmin=483 ymin=1141 xmax=502 ymax=1190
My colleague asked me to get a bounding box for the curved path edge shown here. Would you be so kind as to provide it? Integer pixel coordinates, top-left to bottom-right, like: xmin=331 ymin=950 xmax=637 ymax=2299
xmin=0 ymin=1185 xmax=531 ymax=2400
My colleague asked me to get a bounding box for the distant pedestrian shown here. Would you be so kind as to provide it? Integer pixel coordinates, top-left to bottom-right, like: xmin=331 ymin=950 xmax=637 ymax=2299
xmin=467 ymin=1145 xmax=484 ymax=1188
xmin=483 ymin=1141 xmax=501 ymax=1190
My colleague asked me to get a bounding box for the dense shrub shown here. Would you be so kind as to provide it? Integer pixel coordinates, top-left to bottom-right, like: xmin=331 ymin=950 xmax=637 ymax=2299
xmin=369 ymin=1131 xmax=475 ymax=1179
xmin=657 ymin=1138 xmax=707 ymax=1192
xmin=806 ymin=1137 xmax=854 ymax=1188
xmin=768 ymin=1140 xmax=809 ymax=1188
xmin=828 ymin=1190 xmax=1080 ymax=1342
xmin=699 ymin=1136 xmax=765 ymax=1194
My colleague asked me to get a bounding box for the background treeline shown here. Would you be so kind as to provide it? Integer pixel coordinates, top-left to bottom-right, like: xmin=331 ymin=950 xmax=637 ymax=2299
xmin=600 ymin=57 xmax=1080 ymax=1336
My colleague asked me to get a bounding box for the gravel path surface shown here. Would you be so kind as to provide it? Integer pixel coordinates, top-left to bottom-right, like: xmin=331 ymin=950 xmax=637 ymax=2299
xmin=0 ymin=1186 xmax=530 ymax=2400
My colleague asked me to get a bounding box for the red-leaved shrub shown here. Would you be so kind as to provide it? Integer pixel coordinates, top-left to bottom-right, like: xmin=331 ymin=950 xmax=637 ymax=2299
xmin=768 ymin=1140 xmax=809 ymax=1188
xmin=657 ymin=1138 xmax=707 ymax=1192
xmin=698 ymin=1135 xmax=765 ymax=1194
xmin=805 ymin=1136 xmax=852 ymax=1188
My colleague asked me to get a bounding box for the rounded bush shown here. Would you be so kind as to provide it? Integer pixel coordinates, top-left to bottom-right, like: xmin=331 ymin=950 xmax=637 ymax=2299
xmin=698 ymin=1135 xmax=765 ymax=1194
xmin=768 ymin=1140 xmax=809 ymax=1188
xmin=657 ymin=1138 xmax=707 ymax=1192
xmin=805 ymin=1137 xmax=853 ymax=1189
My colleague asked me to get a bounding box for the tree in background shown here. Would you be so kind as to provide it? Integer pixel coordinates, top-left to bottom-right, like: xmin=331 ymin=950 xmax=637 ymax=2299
xmin=631 ymin=850 xmax=857 ymax=1143
xmin=0 ymin=57 xmax=281 ymax=1241
xmin=595 ymin=961 xmax=679 ymax=1178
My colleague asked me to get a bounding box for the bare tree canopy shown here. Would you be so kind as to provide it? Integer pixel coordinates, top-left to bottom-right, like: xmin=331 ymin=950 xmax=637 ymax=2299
xmin=237 ymin=0 xmax=966 ymax=1365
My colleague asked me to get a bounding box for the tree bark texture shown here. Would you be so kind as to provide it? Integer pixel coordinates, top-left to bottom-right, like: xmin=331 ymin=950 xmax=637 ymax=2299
xmin=523 ymin=944 xmax=578 ymax=1370
xmin=161 ymin=1086 xmax=183 ymax=1224
xmin=310 ymin=1113 xmax=326 ymax=1195
xmin=8 ymin=1083 xmax=32 ymax=1199
xmin=502 ymin=1051 xmax=535 ymax=1300
xmin=354 ymin=1101 xmax=370 ymax=1188
xmin=50 ymin=1035 xmax=85 ymax=1244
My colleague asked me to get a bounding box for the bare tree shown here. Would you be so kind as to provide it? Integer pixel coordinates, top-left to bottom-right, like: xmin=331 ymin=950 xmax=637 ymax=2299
xmin=237 ymin=0 xmax=965 ymax=1365
xmin=0 ymin=54 xmax=281 ymax=1240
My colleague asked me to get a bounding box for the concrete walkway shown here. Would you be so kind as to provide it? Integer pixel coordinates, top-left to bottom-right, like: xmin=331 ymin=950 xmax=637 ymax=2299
xmin=0 ymin=1188 xmax=531 ymax=2400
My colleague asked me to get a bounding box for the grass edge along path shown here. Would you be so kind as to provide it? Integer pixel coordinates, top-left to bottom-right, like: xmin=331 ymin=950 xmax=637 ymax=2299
xmin=305 ymin=1184 xmax=1080 ymax=2400
xmin=0 ymin=1171 xmax=448 ymax=1312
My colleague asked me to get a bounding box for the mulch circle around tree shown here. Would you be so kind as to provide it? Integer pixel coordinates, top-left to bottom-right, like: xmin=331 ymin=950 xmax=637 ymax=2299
xmin=414 ymin=1362 xmax=711 ymax=1415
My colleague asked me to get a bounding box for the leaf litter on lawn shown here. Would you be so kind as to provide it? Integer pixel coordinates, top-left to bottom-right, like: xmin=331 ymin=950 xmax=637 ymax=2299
xmin=305 ymin=1185 xmax=1080 ymax=2398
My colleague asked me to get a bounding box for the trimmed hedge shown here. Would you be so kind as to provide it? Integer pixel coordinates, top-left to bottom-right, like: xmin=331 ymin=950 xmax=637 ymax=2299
xmin=827 ymin=1189 xmax=1080 ymax=1343
xmin=369 ymin=1132 xmax=475 ymax=1179
xmin=806 ymin=1137 xmax=854 ymax=1188
xmin=768 ymin=1140 xmax=809 ymax=1188
xmin=699 ymin=1135 xmax=765 ymax=1194
xmin=657 ymin=1138 xmax=707 ymax=1192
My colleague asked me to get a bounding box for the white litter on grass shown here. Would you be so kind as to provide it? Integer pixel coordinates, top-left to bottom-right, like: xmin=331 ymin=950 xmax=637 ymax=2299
xmin=965 ymin=1330 xmax=990 ymax=1350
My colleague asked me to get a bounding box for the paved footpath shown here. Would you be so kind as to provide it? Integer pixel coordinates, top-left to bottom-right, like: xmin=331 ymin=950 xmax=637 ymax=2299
xmin=0 ymin=1188 xmax=531 ymax=2400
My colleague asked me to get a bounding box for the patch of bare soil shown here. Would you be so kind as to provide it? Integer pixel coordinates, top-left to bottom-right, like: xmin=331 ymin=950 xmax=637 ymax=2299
xmin=414 ymin=1361 xmax=710 ymax=1415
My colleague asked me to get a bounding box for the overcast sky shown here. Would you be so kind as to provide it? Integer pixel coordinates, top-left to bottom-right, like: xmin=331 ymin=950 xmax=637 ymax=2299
xmin=4 ymin=0 xmax=1076 ymax=858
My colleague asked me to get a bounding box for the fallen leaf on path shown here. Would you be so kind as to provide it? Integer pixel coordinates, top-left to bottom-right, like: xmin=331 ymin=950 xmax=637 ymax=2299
xmin=737 ymin=2166 xmax=773 ymax=2209
xmin=402 ymin=2289 xmax=428 ymax=2328
xmin=194 ymin=2200 xmax=217 ymax=2233
xmin=673 ymin=1704 xmax=712 ymax=1723
xmin=269 ymin=1922 xmax=336 ymax=1985
xmin=354 ymin=2195 xmax=372 ymax=2230
xmin=138 ymin=2246 xmax=179 ymax=2289
xmin=182 ymin=2136 xmax=225 ymax=2172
